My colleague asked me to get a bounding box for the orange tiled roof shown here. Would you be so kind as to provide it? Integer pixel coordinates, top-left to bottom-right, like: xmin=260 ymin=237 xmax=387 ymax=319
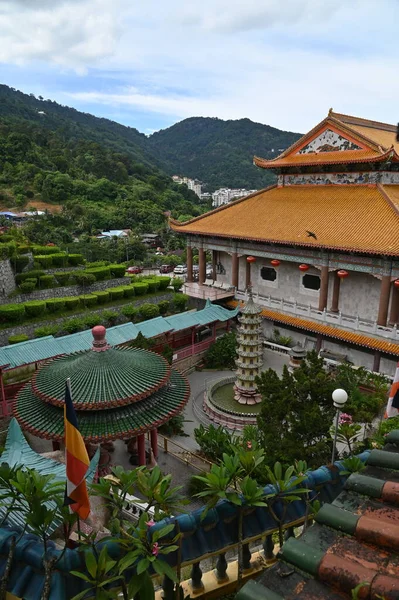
xmin=331 ymin=111 xmax=399 ymax=153
xmin=227 ymin=300 xmax=399 ymax=356
xmin=254 ymin=148 xmax=389 ymax=168
xmin=170 ymin=183 xmax=399 ymax=255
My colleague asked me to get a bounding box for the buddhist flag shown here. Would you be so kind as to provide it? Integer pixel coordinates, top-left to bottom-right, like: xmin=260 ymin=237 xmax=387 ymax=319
xmin=64 ymin=378 xmax=90 ymax=519
xmin=385 ymin=363 xmax=399 ymax=419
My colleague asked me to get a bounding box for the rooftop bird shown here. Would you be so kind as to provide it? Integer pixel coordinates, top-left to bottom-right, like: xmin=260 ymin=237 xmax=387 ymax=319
xmin=306 ymin=230 xmax=317 ymax=240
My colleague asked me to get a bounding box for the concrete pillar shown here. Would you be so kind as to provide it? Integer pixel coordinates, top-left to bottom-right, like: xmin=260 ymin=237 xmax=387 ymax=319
xmin=137 ymin=434 xmax=146 ymax=466
xmin=212 ymin=250 xmax=217 ymax=281
xmin=389 ymin=283 xmax=399 ymax=324
xmin=245 ymin=259 xmax=251 ymax=289
xmin=186 ymin=246 xmax=193 ymax=283
xmin=150 ymin=429 xmax=158 ymax=459
xmin=318 ymin=266 xmax=329 ymax=312
xmin=315 ymin=335 xmax=323 ymax=353
xmin=373 ymin=351 xmax=381 ymax=373
xmin=330 ymin=272 xmax=341 ymax=313
xmin=198 ymin=248 xmax=206 ymax=284
xmin=232 ymin=252 xmax=239 ymax=288
xmin=377 ymin=275 xmax=392 ymax=326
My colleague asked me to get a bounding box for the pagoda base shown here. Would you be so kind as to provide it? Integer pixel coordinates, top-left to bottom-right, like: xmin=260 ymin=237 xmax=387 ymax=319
xmin=233 ymin=384 xmax=261 ymax=405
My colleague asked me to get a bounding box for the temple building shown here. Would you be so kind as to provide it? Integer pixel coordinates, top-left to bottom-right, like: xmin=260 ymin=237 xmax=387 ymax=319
xmin=171 ymin=111 xmax=399 ymax=376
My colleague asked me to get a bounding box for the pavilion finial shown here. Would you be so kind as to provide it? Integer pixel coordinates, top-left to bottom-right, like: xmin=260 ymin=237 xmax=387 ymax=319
xmin=92 ymin=325 xmax=110 ymax=352
xmin=328 ymin=107 xmax=333 ymax=115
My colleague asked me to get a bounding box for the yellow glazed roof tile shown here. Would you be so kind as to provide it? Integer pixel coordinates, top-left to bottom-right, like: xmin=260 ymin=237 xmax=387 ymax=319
xmin=171 ymin=184 xmax=399 ymax=255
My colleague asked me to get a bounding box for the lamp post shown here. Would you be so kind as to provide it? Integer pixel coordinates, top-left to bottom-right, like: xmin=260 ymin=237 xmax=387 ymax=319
xmin=331 ymin=388 xmax=348 ymax=464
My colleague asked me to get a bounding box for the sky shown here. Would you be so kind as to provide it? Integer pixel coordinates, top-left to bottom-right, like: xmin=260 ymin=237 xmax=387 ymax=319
xmin=0 ymin=0 xmax=398 ymax=135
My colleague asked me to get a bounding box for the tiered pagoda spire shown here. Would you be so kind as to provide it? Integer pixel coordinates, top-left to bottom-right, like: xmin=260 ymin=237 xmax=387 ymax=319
xmin=234 ymin=291 xmax=263 ymax=405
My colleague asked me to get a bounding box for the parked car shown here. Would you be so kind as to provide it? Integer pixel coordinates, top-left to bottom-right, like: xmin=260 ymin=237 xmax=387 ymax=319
xmin=126 ymin=266 xmax=143 ymax=274
xmin=159 ymin=264 xmax=174 ymax=274
xmin=174 ymin=265 xmax=187 ymax=275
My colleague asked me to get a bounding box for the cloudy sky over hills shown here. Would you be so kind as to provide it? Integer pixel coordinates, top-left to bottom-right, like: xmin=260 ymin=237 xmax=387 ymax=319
xmin=0 ymin=0 xmax=397 ymax=133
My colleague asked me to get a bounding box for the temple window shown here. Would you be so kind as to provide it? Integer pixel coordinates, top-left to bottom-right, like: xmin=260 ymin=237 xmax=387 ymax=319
xmin=302 ymin=273 xmax=321 ymax=291
xmin=260 ymin=267 xmax=277 ymax=281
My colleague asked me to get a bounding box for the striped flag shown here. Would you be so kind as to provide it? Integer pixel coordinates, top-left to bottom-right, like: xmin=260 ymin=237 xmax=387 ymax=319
xmin=64 ymin=378 xmax=90 ymax=519
xmin=385 ymin=363 xmax=399 ymax=419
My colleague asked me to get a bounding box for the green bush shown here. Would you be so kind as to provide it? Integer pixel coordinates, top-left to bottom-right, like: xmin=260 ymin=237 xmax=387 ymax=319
xmin=16 ymin=244 xmax=30 ymax=254
xmin=203 ymin=332 xmax=237 ymax=369
xmin=101 ymin=310 xmax=119 ymax=326
xmin=121 ymin=305 xmax=139 ymax=321
xmin=0 ymin=234 xmax=14 ymax=243
xmin=173 ymin=293 xmax=189 ymax=312
xmin=15 ymin=270 xmax=44 ymax=284
xmin=92 ymin=291 xmax=110 ymax=304
xmin=50 ymin=253 xmax=68 ymax=267
xmin=85 ymin=261 xmax=109 ymax=268
xmin=55 ymin=272 xmax=70 ymax=286
xmin=133 ymin=282 xmax=149 ymax=296
xmin=74 ymin=272 xmax=96 ymax=286
xmin=8 ymin=334 xmax=29 ymax=345
xmin=64 ymin=296 xmax=80 ymax=310
xmin=108 ymin=288 xmax=124 ymax=301
xmin=34 ymin=255 xmax=53 ymax=268
xmin=85 ymin=266 xmax=111 ymax=281
xmin=38 ymin=274 xmax=55 ymax=288
xmin=32 ymin=245 xmax=61 ymax=255
xmin=146 ymin=279 xmax=159 ymax=293
xmin=109 ymin=264 xmax=126 ymax=278
xmin=0 ymin=243 xmax=16 ymax=260
xmin=156 ymin=276 xmax=171 ymax=290
xmin=79 ymin=295 xmax=97 ymax=307
xmin=62 ymin=318 xmax=85 ymax=334
xmin=139 ymin=303 xmax=160 ymax=320
xmin=24 ymin=300 xmax=47 ymax=317
xmin=19 ymin=281 xmax=36 ymax=294
xmin=83 ymin=314 xmax=102 ymax=328
xmin=194 ymin=424 xmax=232 ymax=462
xmin=171 ymin=278 xmax=183 ymax=292
xmin=68 ymin=254 xmax=84 ymax=266
xmin=14 ymin=255 xmax=30 ymax=273
xmin=34 ymin=324 xmax=59 ymax=338
xmin=0 ymin=304 xmax=25 ymax=323
xmin=158 ymin=300 xmax=170 ymax=315
xmin=46 ymin=298 xmax=65 ymax=313
xmin=121 ymin=285 xmax=135 ymax=298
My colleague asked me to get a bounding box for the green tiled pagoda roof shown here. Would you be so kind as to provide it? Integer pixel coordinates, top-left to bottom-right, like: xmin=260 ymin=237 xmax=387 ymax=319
xmin=32 ymin=347 xmax=170 ymax=410
xmin=14 ymin=370 xmax=189 ymax=442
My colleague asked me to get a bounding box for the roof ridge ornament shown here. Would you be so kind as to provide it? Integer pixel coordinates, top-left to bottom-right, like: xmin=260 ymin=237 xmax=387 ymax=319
xmin=91 ymin=325 xmax=110 ymax=352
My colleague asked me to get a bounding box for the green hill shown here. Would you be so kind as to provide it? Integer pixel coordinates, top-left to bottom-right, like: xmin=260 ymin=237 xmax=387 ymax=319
xmin=148 ymin=116 xmax=302 ymax=191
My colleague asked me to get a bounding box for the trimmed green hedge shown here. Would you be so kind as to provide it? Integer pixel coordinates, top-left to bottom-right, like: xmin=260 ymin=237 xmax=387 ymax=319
xmin=39 ymin=274 xmax=55 ymax=288
xmin=108 ymin=288 xmax=124 ymax=301
xmin=109 ymin=264 xmax=126 ymax=278
xmin=0 ymin=304 xmax=25 ymax=323
xmin=174 ymin=293 xmax=189 ymax=311
xmin=55 ymin=272 xmax=70 ymax=286
xmin=35 ymin=255 xmax=53 ymax=268
xmin=32 ymin=245 xmax=61 ymax=255
xmin=8 ymin=334 xmax=29 ymax=345
xmin=16 ymin=244 xmax=30 ymax=254
xmin=74 ymin=272 xmax=96 ymax=286
xmin=139 ymin=303 xmax=160 ymax=320
xmin=92 ymin=291 xmax=110 ymax=304
xmin=85 ymin=266 xmax=111 ymax=281
xmin=50 ymin=253 xmax=68 ymax=267
xmin=133 ymin=283 xmax=149 ymax=296
xmin=156 ymin=277 xmax=171 ymax=291
xmin=121 ymin=285 xmax=135 ymax=298
xmin=0 ymin=235 xmax=14 ymax=243
xmin=68 ymin=254 xmax=84 ymax=266
xmin=79 ymin=295 xmax=97 ymax=307
xmin=14 ymin=255 xmax=30 ymax=273
xmin=46 ymin=298 xmax=66 ymax=313
xmin=64 ymin=297 xmax=80 ymax=310
xmin=15 ymin=270 xmax=44 ymax=284
xmin=24 ymin=300 xmax=47 ymax=317
xmin=146 ymin=279 xmax=159 ymax=293
xmin=19 ymin=281 xmax=36 ymax=293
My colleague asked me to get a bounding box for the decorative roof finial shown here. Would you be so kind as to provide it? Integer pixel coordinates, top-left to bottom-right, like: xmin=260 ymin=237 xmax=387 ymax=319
xmin=328 ymin=107 xmax=333 ymax=115
xmin=92 ymin=325 xmax=110 ymax=352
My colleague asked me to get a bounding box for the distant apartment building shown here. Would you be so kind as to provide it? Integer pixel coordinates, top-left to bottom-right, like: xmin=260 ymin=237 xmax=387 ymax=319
xmin=172 ymin=175 xmax=202 ymax=198
xmin=211 ymin=188 xmax=258 ymax=207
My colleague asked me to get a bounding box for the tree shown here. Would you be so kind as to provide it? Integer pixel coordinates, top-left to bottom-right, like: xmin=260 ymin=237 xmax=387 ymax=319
xmin=203 ymin=332 xmax=237 ymax=369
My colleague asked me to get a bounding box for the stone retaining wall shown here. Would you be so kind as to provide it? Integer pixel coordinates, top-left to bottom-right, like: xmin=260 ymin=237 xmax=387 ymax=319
xmin=0 ymin=260 xmax=16 ymax=297
xmin=0 ymin=292 xmax=171 ymax=347
xmin=1 ymin=278 xmax=128 ymax=305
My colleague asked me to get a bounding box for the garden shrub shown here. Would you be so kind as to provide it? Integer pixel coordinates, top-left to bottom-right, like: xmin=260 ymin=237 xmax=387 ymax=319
xmin=101 ymin=310 xmax=119 ymax=326
xmin=0 ymin=243 xmax=15 ymax=260
xmin=68 ymin=254 xmax=84 ymax=266
xmin=146 ymin=279 xmax=159 ymax=293
xmin=156 ymin=276 xmax=171 ymax=290
xmin=173 ymin=293 xmax=189 ymax=312
xmin=158 ymin=300 xmax=169 ymax=315
xmin=108 ymin=288 xmax=124 ymax=301
xmin=15 ymin=270 xmax=44 ymax=284
xmin=50 ymin=253 xmax=68 ymax=267
xmin=203 ymin=332 xmax=237 ymax=369
xmin=46 ymin=298 xmax=65 ymax=313
xmin=24 ymin=300 xmax=47 ymax=317
xmin=14 ymin=255 xmax=30 ymax=273
xmin=16 ymin=244 xmax=30 ymax=254
xmin=93 ymin=291 xmax=110 ymax=304
xmin=132 ymin=282 xmax=149 ymax=296
xmin=64 ymin=296 xmax=80 ymax=310
xmin=19 ymin=281 xmax=36 ymax=294
xmin=121 ymin=305 xmax=138 ymax=320
xmin=0 ymin=234 xmax=14 ymax=243
xmin=194 ymin=424 xmax=232 ymax=462
xmin=74 ymin=272 xmax=96 ymax=286
xmin=121 ymin=285 xmax=135 ymax=298
xmin=38 ymin=274 xmax=55 ymax=288
xmin=0 ymin=304 xmax=25 ymax=323
xmin=109 ymin=264 xmax=126 ymax=278
xmin=186 ymin=473 xmax=209 ymax=499
xmin=62 ymin=318 xmax=85 ymax=334
xmin=85 ymin=266 xmax=111 ymax=281
xmin=32 ymin=245 xmax=61 ymax=255
xmin=83 ymin=314 xmax=102 ymax=328
xmin=8 ymin=334 xmax=29 ymax=345
xmin=34 ymin=255 xmax=53 ymax=268
xmin=85 ymin=261 xmax=110 ymax=268
xmin=79 ymin=295 xmax=97 ymax=307
xmin=171 ymin=278 xmax=183 ymax=292
xmin=139 ymin=303 xmax=160 ymax=320
xmin=34 ymin=325 xmax=59 ymax=338
xmin=55 ymin=272 xmax=70 ymax=286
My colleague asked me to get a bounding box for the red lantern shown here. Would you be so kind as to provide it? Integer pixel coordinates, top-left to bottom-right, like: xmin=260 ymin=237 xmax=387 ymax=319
xmin=394 ymin=280 xmax=399 ymax=289
xmin=299 ymin=264 xmax=309 ymax=272
xmin=247 ymin=256 xmax=256 ymax=263
xmin=270 ymin=259 xmax=280 ymax=267
xmin=337 ymin=270 xmax=349 ymax=279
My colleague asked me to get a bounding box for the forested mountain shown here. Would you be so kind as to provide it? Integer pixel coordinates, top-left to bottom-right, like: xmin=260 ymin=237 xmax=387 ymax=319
xmin=148 ymin=117 xmax=302 ymax=191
